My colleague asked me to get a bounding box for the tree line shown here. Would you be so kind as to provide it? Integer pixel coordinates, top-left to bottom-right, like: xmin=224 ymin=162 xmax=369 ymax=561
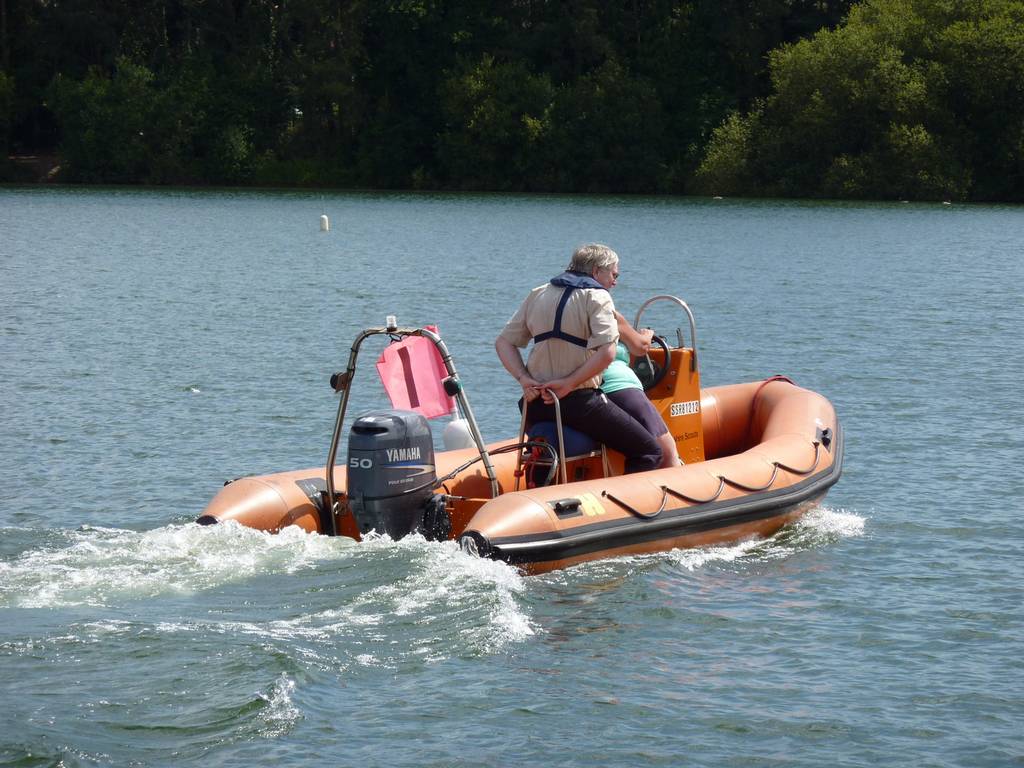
xmin=2 ymin=0 xmax=1021 ymax=201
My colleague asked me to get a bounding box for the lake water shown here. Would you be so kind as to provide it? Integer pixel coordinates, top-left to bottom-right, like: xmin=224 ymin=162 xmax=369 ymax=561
xmin=1 ymin=187 xmax=1022 ymax=767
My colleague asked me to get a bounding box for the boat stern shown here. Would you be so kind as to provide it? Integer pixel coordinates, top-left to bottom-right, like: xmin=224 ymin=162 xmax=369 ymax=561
xmin=196 ymin=475 xmax=322 ymax=534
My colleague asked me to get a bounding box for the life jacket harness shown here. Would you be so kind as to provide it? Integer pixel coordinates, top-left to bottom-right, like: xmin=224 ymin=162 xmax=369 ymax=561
xmin=531 ymin=271 xmax=607 ymax=348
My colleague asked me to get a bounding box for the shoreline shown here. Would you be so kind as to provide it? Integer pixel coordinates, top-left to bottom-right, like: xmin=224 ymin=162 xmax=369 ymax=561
xmin=4 ymin=154 xmax=60 ymax=183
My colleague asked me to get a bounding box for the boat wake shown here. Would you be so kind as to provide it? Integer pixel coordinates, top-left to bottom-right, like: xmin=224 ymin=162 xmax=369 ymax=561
xmin=668 ymin=505 xmax=865 ymax=569
xmin=769 ymin=504 xmax=865 ymax=551
xmin=1 ymin=508 xmax=860 ymax=663
xmin=346 ymin=534 xmax=535 ymax=657
xmin=679 ymin=507 xmax=864 ymax=569
xmin=802 ymin=505 xmax=865 ymax=535
xmin=0 ymin=521 xmax=350 ymax=609
xmin=0 ymin=521 xmax=534 ymax=666
xmin=560 ymin=505 xmax=865 ymax=577
xmin=255 ymin=673 xmax=302 ymax=738
xmin=139 ymin=533 xmax=533 ymax=669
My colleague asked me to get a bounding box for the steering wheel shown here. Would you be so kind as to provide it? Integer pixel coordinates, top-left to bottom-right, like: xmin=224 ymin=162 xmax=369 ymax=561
xmin=631 ymin=334 xmax=671 ymax=391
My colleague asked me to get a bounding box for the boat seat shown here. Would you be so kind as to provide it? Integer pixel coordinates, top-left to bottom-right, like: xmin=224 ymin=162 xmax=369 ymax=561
xmin=529 ymin=421 xmax=598 ymax=455
xmin=525 ymin=421 xmax=610 ymax=486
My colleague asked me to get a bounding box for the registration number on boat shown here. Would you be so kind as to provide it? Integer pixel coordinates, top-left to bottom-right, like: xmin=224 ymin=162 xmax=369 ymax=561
xmin=670 ymin=400 xmax=700 ymax=417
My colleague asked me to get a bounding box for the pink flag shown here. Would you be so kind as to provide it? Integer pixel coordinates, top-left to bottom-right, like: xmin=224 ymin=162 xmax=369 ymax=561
xmin=375 ymin=326 xmax=456 ymax=419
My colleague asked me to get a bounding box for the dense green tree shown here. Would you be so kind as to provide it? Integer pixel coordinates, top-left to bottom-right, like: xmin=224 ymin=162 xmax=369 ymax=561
xmin=0 ymin=69 xmax=11 ymax=153
xmin=545 ymin=59 xmax=668 ymax=192
xmin=937 ymin=3 xmax=1024 ymax=199
xmin=48 ymin=59 xmax=158 ymax=182
xmin=2 ymin=0 xmax=1020 ymax=199
xmin=436 ymin=56 xmax=555 ymax=190
xmin=695 ymin=0 xmax=1024 ymax=201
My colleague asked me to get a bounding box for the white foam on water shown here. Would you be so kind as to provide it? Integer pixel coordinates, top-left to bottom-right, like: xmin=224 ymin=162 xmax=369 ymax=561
xmin=353 ymin=535 xmax=536 ymax=653
xmin=255 ymin=673 xmax=302 ymax=738
xmin=0 ymin=521 xmax=351 ymax=608
xmin=748 ymin=505 xmax=867 ymax=562
xmin=142 ymin=533 xmax=534 ymax=667
xmin=441 ymin=539 xmax=537 ymax=647
xmin=665 ymin=537 xmax=768 ymax=570
xmin=796 ymin=505 xmax=866 ymax=538
xmin=580 ymin=505 xmax=867 ymax=573
xmin=337 ymin=535 xmax=535 ymax=660
xmin=569 ymin=536 xmax=766 ymax=576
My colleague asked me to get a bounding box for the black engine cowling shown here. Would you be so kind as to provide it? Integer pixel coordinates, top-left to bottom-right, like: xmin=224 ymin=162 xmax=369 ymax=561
xmin=347 ymin=410 xmax=443 ymax=539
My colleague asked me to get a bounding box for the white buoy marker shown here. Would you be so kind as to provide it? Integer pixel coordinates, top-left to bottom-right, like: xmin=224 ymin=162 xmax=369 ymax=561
xmin=320 ymin=214 xmax=330 ymax=231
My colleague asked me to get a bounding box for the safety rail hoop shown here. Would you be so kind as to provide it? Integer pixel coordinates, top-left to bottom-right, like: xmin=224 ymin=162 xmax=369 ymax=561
xmin=658 ymin=440 xmax=822 ymax=511
xmin=602 ymin=489 xmax=668 ymax=520
xmin=633 ymin=295 xmax=698 ymax=372
xmin=719 ymin=464 xmax=781 ymax=493
xmin=662 ymin=477 xmax=726 ymax=505
xmin=324 ymin=323 xmax=499 ymax=535
xmin=772 ymin=441 xmax=822 ymax=476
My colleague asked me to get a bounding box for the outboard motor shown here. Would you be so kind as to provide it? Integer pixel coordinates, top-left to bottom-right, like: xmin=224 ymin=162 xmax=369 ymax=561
xmin=347 ymin=409 xmax=443 ymax=539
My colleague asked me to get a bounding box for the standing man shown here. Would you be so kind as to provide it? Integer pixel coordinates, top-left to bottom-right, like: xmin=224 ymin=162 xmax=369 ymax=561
xmin=495 ymin=243 xmax=662 ymax=474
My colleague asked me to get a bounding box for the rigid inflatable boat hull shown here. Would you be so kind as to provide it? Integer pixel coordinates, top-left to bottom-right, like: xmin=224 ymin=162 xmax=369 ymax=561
xmin=468 ymin=455 xmax=840 ymax=575
xmin=457 ymin=379 xmax=842 ymax=573
xmin=198 ymin=379 xmax=842 ymax=574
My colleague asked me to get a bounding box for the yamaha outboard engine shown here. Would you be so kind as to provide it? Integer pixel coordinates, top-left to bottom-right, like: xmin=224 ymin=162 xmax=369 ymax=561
xmin=347 ymin=410 xmax=443 ymax=539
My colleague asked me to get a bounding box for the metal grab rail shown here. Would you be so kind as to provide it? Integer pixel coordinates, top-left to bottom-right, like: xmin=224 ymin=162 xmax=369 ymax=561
xmin=772 ymin=441 xmax=822 ymax=476
xmin=324 ymin=322 xmax=498 ymax=534
xmin=659 ymin=439 xmax=823 ymax=510
xmin=606 ymin=440 xmax=822 ymax=521
xmin=514 ymin=390 xmax=568 ymax=489
xmin=662 ymin=478 xmax=726 ymax=505
xmin=633 ymin=295 xmax=698 ymax=372
xmin=602 ymin=488 xmax=668 ymax=520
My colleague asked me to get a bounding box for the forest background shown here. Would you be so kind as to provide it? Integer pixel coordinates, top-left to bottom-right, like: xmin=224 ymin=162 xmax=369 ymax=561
xmin=1 ymin=0 xmax=1022 ymax=201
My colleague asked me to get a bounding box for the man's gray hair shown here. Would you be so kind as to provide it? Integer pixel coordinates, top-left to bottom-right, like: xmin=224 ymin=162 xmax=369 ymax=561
xmin=568 ymin=243 xmax=619 ymax=273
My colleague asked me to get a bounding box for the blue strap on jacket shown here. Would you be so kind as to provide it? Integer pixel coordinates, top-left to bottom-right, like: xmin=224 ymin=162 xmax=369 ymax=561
xmin=532 ymin=271 xmax=607 ymax=348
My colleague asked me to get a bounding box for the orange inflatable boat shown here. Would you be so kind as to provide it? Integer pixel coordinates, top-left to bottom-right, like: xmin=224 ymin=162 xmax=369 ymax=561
xmin=197 ymin=297 xmax=843 ymax=574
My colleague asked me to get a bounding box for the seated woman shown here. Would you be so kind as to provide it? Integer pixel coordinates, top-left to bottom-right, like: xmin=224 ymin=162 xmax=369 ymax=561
xmin=603 ymin=313 xmax=682 ymax=468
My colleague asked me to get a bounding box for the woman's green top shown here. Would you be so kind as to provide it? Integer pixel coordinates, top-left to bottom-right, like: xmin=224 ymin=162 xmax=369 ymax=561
xmin=600 ymin=343 xmax=642 ymax=394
